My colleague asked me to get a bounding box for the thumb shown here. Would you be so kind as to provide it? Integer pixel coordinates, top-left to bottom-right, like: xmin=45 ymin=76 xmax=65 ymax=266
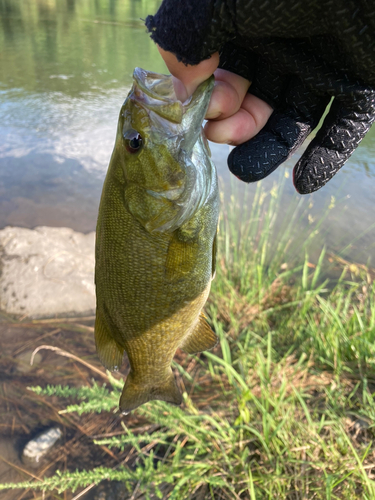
xmin=157 ymin=46 xmax=219 ymax=101
xmin=294 ymin=89 xmax=375 ymax=194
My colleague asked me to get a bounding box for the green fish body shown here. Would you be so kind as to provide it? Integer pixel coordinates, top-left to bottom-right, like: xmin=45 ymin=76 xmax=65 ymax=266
xmin=95 ymin=68 xmax=219 ymax=414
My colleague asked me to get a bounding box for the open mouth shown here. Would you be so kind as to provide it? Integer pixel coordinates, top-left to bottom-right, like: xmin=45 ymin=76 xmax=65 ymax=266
xmin=133 ymin=67 xmax=177 ymax=101
xmin=132 ymin=68 xmax=184 ymax=124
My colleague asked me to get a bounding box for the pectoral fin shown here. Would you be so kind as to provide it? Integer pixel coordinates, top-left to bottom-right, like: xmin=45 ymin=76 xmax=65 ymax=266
xmin=180 ymin=313 xmax=218 ymax=354
xmin=95 ymin=311 xmax=124 ymax=371
xmin=165 ymin=233 xmax=199 ymax=281
xmin=119 ymin=369 xmax=182 ymax=414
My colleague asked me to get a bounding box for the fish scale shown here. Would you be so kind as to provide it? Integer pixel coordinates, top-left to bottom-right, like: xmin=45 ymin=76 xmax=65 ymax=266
xmin=95 ymin=68 xmax=219 ymax=414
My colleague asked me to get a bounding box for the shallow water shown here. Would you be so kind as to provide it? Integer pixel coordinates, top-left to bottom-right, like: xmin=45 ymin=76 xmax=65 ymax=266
xmin=0 ymin=0 xmax=374 ymax=266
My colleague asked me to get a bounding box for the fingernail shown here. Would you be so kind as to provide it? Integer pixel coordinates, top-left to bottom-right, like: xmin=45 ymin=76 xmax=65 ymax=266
xmin=205 ymin=109 xmax=221 ymax=119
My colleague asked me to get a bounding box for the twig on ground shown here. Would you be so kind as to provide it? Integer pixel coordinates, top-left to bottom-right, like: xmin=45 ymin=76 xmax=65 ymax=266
xmin=30 ymin=345 xmax=108 ymax=380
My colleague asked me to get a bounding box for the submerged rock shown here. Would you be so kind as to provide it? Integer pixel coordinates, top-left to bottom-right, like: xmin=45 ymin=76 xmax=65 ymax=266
xmin=0 ymin=226 xmax=95 ymax=318
xmin=15 ymin=349 xmax=42 ymax=373
xmin=22 ymin=427 xmax=63 ymax=466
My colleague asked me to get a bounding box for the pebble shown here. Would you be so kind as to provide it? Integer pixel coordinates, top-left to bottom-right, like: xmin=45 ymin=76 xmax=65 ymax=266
xmin=22 ymin=427 xmax=62 ymax=466
xmin=15 ymin=349 xmax=42 ymax=373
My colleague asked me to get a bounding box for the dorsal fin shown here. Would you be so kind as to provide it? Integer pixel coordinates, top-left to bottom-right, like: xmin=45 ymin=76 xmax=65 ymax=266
xmin=180 ymin=313 xmax=218 ymax=354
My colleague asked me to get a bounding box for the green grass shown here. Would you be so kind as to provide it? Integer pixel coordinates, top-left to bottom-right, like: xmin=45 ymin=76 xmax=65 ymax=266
xmin=1 ymin=175 xmax=375 ymax=499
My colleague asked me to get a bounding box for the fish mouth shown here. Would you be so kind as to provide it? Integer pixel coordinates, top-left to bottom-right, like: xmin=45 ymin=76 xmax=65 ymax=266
xmin=133 ymin=67 xmax=177 ymax=102
xmin=131 ymin=68 xmax=215 ymax=127
xmin=132 ymin=67 xmax=184 ymax=124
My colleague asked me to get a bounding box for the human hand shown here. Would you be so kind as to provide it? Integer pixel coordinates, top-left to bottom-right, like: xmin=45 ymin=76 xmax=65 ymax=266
xmin=158 ymin=47 xmax=273 ymax=149
xmin=147 ymin=0 xmax=375 ymax=194
xmin=204 ymin=69 xmax=273 ymax=148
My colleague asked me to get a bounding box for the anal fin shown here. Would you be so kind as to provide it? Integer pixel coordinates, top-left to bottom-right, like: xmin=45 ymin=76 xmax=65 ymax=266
xmin=95 ymin=310 xmax=124 ymax=371
xmin=119 ymin=368 xmax=182 ymax=414
xmin=180 ymin=313 xmax=218 ymax=354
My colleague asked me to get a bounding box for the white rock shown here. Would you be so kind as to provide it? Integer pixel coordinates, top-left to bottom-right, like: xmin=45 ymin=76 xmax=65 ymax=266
xmin=22 ymin=427 xmax=63 ymax=464
xmin=0 ymin=226 xmax=96 ymax=318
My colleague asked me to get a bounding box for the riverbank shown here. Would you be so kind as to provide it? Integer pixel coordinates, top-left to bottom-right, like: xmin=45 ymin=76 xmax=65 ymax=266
xmin=1 ymin=180 xmax=375 ymax=499
xmin=0 ymin=226 xmax=95 ymax=318
xmin=1 ymin=236 xmax=374 ymax=499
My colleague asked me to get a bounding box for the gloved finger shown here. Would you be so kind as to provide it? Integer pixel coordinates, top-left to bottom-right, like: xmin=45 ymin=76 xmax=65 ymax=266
xmin=228 ymin=91 xmax=330 ymax=183
xmin=227 ymin=110 xmax=312 ymax=182
xmin=293 ymin=89 xmax=375 ymax=194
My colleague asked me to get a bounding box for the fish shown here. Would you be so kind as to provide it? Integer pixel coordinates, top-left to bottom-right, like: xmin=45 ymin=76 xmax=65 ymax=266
xmin=95 ymin=67 xmax=219 ymax=414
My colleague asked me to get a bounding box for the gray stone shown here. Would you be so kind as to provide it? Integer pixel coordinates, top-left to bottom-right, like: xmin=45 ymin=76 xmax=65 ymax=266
xmin=22 ymin=427 xmax=63 ymax=466
xmin=15 ymin=349 xmax=43 ymax=373
xmin=0 ymin=226 xmax=96 ymax=318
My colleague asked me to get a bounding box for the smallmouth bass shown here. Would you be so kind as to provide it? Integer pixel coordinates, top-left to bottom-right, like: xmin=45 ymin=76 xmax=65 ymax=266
xmin=95 ymin=68 xmax=219 ymax=414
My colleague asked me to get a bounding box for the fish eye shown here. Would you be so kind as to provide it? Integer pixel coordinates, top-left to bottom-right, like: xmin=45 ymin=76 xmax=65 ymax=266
xmin=123 ymin=129 xmax=143 ymax=154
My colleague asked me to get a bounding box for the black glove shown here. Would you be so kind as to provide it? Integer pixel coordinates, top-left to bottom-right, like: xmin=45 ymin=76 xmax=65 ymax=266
xmin=146 ymin=0 xmax=375 ymax=194
xmin=220 ymin=39 xmax=375 ymax=193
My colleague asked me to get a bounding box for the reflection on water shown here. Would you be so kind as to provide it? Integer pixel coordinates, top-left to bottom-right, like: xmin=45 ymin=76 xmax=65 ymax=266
xmin=0 ymin=0 xmax=374 ymax=264
xmin=0 ymin=0 xmax=165 ymax=231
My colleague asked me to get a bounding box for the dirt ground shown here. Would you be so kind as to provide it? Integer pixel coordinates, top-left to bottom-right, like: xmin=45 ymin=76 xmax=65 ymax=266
xmin=0 ymin=312 xmax=150 ymax=500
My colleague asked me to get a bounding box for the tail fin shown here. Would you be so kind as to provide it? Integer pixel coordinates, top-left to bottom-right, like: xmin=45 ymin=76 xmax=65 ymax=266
xmin=119 ymin=369 xmax=182 ymax=414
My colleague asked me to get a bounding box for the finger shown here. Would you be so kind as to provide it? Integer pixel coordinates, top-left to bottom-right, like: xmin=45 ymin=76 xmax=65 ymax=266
xmin=294 ymin=90 xmax=375 ymax=194
xmin=206 ymin=69 xmax=250 ymax=119
xmin=205 ymin=107 xmax=259 ymax=145
xmin=157 ymin=46 xmax=219 ymax=101
xmin=204 ymin=94 xmax=272 ymax=144
xmin=241 ymin=93 xmax=274 ymax=132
